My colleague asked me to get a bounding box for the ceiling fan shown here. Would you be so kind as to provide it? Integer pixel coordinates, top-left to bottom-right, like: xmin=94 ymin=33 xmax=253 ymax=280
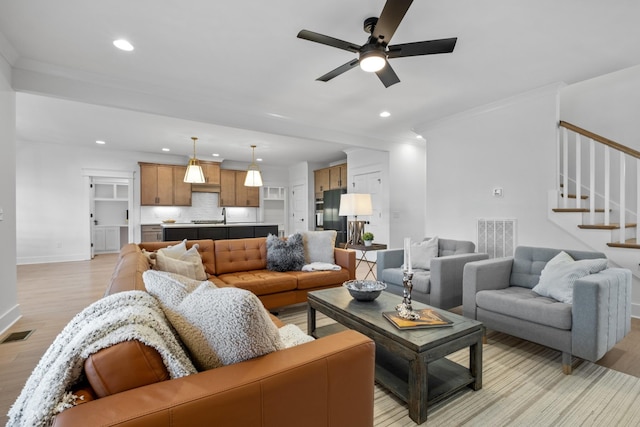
xmin=297 ymin=0 xmax=457 ymax=88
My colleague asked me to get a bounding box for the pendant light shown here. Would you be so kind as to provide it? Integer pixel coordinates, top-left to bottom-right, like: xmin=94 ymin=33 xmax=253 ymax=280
xmin=183 ymin=137 xmax=205 ymax=183
xmin=244 ymin=144 xmax=263 ymax=187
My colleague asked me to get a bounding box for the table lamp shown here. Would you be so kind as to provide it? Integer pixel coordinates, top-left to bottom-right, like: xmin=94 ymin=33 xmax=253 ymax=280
xmin=339 ymin=193 xmax=372 ymax=245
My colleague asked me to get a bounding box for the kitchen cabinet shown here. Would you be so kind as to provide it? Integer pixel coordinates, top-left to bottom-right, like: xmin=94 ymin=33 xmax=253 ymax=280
xmin=164 ymin=227 xmax=199 ymax=241
xmin=191 ymin=160 xmax=222 ymax=193
xmin=329 ymin=164 xmax=347 ymax=189
xmin=314 ymin=168 xmax=330 ymax=198
xmin=161 ymin=225 xmax=278 ymax=241
xmin=314 ymin=163 xmax=347 ymax=199
xmin=93 ymin=226 xmax=120 ymax=253
xmin=219 ymin=169 xmax=236 ymax=206
xmin=235 ymin=171 xmax=260 ymax=207
xmin=219 ymin=170 xmax=259 ymax=207
xmin=139 ymin=163 xmax=191 ymax=206
xmin=141 ymin=225 xmax=163 ymax=242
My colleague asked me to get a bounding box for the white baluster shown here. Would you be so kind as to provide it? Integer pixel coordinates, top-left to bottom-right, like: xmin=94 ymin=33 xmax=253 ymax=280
xmin=589 ymin=139 xmax=595 ymax=225
xmin=604 ymin=147 xmax=610 ymax=225
xmin=620 ymin=152 xmax=626 ymax=243
xmin=575 ymin=133 xmax=581 ymax=208
xmin=563 ymin=128 xmax=569 ymax=208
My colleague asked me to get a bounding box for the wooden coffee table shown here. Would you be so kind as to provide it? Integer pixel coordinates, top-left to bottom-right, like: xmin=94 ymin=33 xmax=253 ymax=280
xmin=307 ymin=287 xmax=483 ymax=424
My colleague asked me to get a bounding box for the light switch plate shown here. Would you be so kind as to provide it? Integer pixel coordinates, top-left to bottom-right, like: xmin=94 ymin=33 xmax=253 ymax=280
xmin=0 ymin=207 xmax=3 ymax=221
xmin=493 ymin=188 xmax=503 ymax=197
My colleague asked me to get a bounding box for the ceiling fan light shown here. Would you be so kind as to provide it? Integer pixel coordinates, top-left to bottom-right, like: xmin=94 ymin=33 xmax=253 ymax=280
xmin=359 ymin=50 xmax=386 ymax=72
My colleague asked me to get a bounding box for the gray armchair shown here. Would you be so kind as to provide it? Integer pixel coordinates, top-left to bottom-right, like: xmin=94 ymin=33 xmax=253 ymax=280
xmin=463 ymin=246 xmax=632 ymax=374
xmin=376 ymin=238 xmax=488 ymax=309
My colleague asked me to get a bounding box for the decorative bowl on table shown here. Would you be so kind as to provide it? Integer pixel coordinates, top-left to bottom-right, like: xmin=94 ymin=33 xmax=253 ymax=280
xmin=343 ymin=280 xmax=387 ymax=301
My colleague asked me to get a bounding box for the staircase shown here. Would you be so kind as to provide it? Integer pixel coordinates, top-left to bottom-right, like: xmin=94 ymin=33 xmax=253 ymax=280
xmin=548 ymin=121 xmax=640 ymax=278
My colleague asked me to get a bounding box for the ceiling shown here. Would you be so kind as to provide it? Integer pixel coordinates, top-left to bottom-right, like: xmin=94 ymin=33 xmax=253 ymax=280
xmin=1 ymin=0 xmax=640 ymax=167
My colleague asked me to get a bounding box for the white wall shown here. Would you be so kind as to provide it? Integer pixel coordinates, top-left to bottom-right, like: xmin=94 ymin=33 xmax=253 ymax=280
xmin=418 ymin=84 xmax=590 ymax=251
xmin=15 ymin=140 xmax=291 ymax=264
xmin=561 ymin=64 xmax=640 ymax=152
xmin=0 ymin=53 xmax=19 ymax=333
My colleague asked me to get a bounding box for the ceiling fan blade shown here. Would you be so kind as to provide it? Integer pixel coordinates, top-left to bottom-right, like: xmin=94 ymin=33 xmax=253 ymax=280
xmin=297 ymin=30 xmax=361 ymax=53
xmin=375 ymin=62 xmax=400 ymax=88
xmin=387 ymin=37 xmax=457 ymax=59
xmin=372 ymin=0 xmax=414 ymax=46
xmin=317 ymin=59 xmax=360 ymax=82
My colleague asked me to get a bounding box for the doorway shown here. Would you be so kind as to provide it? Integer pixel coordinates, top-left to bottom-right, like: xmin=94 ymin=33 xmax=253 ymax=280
xmin=82 ymin=169 xmax=135 ymax=259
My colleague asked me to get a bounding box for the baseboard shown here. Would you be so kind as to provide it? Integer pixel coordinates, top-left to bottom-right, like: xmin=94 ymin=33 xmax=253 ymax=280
xmin=0 ymin=304 xmax=22 ymax=336
xmin=632 ymin=302 xmax=640 ymax=319
xmin=17 ymin=253 xmax=89 ymax=265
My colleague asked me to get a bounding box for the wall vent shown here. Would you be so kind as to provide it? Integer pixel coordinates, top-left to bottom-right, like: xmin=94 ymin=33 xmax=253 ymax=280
xmin=1 ymin=330 xmax=34 ymax=344
xmin=477 ymin=218 xmax=516 ymax=258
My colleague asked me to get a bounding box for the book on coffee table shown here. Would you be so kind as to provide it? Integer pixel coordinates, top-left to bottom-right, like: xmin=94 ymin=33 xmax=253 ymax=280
xmin=382 ymin=308 xmax=453 ymax=329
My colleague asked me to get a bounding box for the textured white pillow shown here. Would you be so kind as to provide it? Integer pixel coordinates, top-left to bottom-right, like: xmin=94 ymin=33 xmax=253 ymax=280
xmin=145 ymin=276 xmax=283 ymax=371
xmin=155 ymin=245 xmax=207 ymax=280
xmin=532 ymin=251 xmax=608 ymax=304
xmin=409 ymin=236 xmax=439 ymax=270
xmin=142 ymin=270 xmax=209 ymax=306
xmin=158 ymin=239 xmax=188 ymax=258
xmin=301 ymin=230 xmax=337 ymax=264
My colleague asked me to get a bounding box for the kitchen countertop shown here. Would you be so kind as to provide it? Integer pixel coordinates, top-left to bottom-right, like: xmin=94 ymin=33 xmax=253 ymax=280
xmin=160 ymin=222 xmax=278 ymax=228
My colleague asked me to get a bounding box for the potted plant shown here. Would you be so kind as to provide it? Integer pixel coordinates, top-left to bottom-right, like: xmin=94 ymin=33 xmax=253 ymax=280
xmin=362 ymin=232 xmax=374 ymax=246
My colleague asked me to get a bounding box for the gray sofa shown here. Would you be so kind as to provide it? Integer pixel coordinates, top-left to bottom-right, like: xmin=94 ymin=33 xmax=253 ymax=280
xmin=463 ymin=246 xmax=632 ymax=374
xmin=376 ymin=238 xmax=488 ymax=309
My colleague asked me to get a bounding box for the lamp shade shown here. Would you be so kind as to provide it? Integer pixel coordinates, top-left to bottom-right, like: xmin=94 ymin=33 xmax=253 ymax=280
xmin=244 ymin=167 xmax=263 ymax=187
xmin=184 ymin=160 xmax=205 ymax=183
xmin=339 ymin=193 xmax=372 ymax=216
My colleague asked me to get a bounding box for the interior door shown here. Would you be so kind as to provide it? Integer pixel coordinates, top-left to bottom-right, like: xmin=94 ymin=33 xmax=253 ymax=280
xmin=291 ymin=183 xmax=307 ymax=234
xmin=89 ymin=178 xmax=96 ymax=259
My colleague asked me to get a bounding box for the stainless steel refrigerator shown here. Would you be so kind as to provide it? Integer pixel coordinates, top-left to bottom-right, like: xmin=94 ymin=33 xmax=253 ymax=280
xmin=322 ymin=188 xmax=347 ymax=247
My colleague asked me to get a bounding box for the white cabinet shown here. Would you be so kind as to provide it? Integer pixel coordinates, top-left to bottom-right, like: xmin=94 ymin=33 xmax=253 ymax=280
xmin=262 ymin=186 xmax=287 ymax=236
xmin=93 ymin=226 xmax=121 ymax=253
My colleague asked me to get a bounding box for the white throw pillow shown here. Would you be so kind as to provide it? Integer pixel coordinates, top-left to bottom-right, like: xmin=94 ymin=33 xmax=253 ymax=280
xmin=142 ymin=270 xmax=209 ymax=306
xmin=409 ymin=236 xmax=439 ymax=270
xmin=158 ymin=239 xmax=188 ymax=258
xmin=144 ymin=275 xmax=283 ymax=371
xmin=155 ymin=245 xmax=207 ymax=280
xmin=301 ymin=230 xmax=337 ymax=264
xmin=532 ymin=251 xmax=608 ymax=304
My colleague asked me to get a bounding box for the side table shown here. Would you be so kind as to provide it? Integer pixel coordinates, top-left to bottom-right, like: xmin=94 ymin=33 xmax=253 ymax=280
xmin=345 ymin=243 xmax=387 ymax=280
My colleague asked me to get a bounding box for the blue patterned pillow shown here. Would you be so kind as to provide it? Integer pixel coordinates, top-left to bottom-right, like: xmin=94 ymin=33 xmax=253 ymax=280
xmin=266 ymin=233 xmax=305 ymax=272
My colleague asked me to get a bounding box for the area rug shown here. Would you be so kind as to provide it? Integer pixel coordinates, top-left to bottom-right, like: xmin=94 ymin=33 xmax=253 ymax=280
xmin=277 ymin=306 xmax=640 ymax=426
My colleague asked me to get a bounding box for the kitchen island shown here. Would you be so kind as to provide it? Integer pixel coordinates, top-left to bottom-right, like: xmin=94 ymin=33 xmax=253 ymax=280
xmin=161 ymin=222 xmax=279 ymax=241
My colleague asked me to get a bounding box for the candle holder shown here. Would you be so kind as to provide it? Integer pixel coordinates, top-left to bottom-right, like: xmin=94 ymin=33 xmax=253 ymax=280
xmin=395 ymin=271 xmax=420 ymax=320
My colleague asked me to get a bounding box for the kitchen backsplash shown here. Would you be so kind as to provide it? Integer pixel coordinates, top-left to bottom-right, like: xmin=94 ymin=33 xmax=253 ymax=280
xmin=140 ymin=192 xmax=260 ymax=224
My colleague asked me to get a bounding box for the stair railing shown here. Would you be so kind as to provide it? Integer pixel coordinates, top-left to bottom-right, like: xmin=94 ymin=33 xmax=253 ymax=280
xmin=558 ymin=121 xmax=640 ymax=244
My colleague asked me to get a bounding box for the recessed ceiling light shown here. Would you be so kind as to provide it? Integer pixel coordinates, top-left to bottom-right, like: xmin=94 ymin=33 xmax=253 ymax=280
xmin=162 ymin=148 xmax=170 ymax=152
xmin=416 ymin=135 xmax=423 ymax=139
xmin=113 ymin=39 xmax=134 ymax=51
xmin=256 ymin=158 xmax=263 ymax=162
xmin=95 ymin=140 xmax=106 ymax=145
xmin=379 ymin=111 xmax=391 ymax=118
xmin=212 ymin=153 xmax=220 ymax=157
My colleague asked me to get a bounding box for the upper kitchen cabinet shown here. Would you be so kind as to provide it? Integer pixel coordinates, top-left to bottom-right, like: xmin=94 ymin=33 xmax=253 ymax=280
xmin=191 ymin=160 xmax=221 ymax=193
xmin=219 ymin=169 xmax=236 ymax=206
xmin=219 ymin=170 xmax=259 ymax=207
xmin=235 ymin=170 xmax=260 ymax=207
xmin=314 ymin=168 xmax=330 ymax=199
xmin=139 ymin=163 xmax=192 ymax=206
xmin=314 ymin=163 xmax=347 ymax=198
xmin=329 ymin=164 xmax=347 ymax=190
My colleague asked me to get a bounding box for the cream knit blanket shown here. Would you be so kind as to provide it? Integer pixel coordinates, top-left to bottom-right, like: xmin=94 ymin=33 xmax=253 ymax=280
xmin=7 ymin=290 xmax=197 ymax=427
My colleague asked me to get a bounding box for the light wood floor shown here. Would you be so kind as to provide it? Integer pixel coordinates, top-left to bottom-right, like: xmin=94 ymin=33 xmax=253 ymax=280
xmin=2 ymin=254 xmax=640 ymax=422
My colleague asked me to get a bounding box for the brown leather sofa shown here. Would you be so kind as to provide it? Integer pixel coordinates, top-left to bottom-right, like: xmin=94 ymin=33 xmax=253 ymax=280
xmin=52 ymin=238 xmax=374 ymax=427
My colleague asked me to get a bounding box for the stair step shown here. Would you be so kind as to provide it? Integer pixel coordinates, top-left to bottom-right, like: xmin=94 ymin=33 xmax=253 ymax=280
xmin=607 ymin=239 xmax=640 ymax=249
xmin=552 ymin=208 xmax=607 ymax=213
xmin=578 ymin=223 xmax=637 ymax=230
xmin=560 ymin=193 xmax=589 ymax=200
